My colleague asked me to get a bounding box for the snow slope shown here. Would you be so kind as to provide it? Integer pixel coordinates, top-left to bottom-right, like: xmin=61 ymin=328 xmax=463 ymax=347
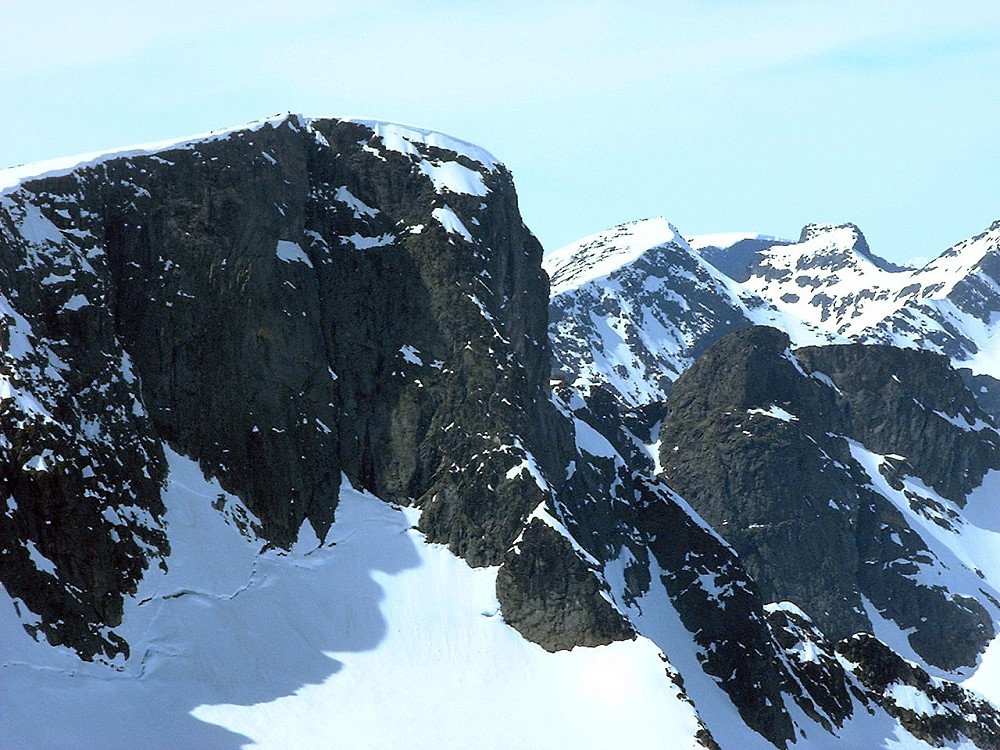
xmin=0 ymin=448 xmax=706 ymax=750
xmin=5 ymin=448 xmax=980 ymax=749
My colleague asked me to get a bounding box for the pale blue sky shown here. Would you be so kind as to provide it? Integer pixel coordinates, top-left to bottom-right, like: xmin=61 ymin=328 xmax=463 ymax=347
xmin=2 ymin=1 xmax=998 ymax=263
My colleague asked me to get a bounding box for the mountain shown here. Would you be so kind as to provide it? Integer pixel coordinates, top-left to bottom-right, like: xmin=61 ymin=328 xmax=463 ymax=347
xmin=658 ymin=326 xmax=999 ymax=670
xmin=696 ymin=220 xmax=1000 ymax=373
xmin=2 ymin=116 xmax=1000 ymax=749
xmin=549 ymin=218 xmax=1000 ymax=421
xmin=544 ymin=214 xmax=1000 ymax=746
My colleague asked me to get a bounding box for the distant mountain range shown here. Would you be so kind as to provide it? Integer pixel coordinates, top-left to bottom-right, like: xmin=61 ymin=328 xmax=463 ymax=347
xmin=547 ymin=216 xmax=1000 ymax=409
xmin=2 ymin=115 xmax=999 ymax=749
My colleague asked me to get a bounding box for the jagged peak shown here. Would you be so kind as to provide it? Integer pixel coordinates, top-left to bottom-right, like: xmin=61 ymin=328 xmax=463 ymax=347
xmin=798 ymin=221 xmax=867 ymax=245
xmin=795 ymin=222 xmax=904 ymax=271
xmin=753 ymin=222 xmax=905 ymax=275
xmin=543 ymin=217 xmax=687 ymax=296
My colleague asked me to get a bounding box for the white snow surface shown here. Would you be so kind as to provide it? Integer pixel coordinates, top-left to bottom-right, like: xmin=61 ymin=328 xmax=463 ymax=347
xmin=399 ymin=344 xmax=422 ymax=365
xmin=345 ymin=232 xmax=395 ymax=250
xmin=346 ymin=119 xmax=500 ymax=172
xmin=747 ymin=405 xmax=798 ymax=422
xmin=850 ymin=443 xmax=1000 ymax=603
xmin=740 ymin=224 xmax=917 ymax=337
xmin=418 ymin=158 xmax=489 ymax=196
xmin=275 ymin=240 xmax=312 ymax=267
xmin=332 ymin=186 xmax=378 ymax=218
xmin=544 ymin=217 xmax=682 ymax=296
xmin=432 ymin=205 xmax=473 ymax=241
xmin=967 ymin=632 xmax=1000 ymax=706
xmin=0 ymin=447 xmax=706 ymax=750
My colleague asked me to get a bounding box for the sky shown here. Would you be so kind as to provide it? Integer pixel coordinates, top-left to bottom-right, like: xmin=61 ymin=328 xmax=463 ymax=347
xmin=1 ymin=0 xmax=998 ymax=264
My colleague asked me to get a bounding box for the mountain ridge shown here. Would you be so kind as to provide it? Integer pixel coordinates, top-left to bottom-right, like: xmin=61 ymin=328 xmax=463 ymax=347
xmin=2 ymin=117 xmax=999 ymax=750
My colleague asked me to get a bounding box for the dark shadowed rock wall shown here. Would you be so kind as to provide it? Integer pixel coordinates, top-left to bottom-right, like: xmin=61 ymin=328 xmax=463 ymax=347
xmin=658 ymin=326 xmax=999 ymax=670
xmin=0 ymin=116 xmax=590 ymax=658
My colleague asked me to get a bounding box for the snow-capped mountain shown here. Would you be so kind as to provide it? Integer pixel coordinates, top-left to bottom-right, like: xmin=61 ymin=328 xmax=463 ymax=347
xmin=550 ymin=217 xmax=1000 ymax=413
xmin=545 ymin=219 xmax=843 ymax=410
xmin=697 ymin=220 xmax=1000 ymax=373
xmin=2 ymin=117 xmax=1000 ymax=750
xmin=544 ymin=214 xmax=1000 ymax=746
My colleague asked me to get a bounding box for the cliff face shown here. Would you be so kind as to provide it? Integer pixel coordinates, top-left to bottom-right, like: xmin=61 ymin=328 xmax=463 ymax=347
xmin=0 ymin=116 xmax=589 ymax=659
xmin=0 ymin=198 xmax=168 ymax=659
xmin=658 ymin=326 xmax=1000 ymax=670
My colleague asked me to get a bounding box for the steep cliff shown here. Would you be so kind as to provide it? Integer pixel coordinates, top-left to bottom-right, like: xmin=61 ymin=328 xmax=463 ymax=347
xmin=0 ymin=115 xmax=598 ymax=659
xmin=658 ymin=326 xmax=1000 ymax=670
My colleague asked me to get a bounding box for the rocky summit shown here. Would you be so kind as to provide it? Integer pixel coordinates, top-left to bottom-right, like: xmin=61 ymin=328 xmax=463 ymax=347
xmin=2 ymin=116 xmax=1000 ymax=750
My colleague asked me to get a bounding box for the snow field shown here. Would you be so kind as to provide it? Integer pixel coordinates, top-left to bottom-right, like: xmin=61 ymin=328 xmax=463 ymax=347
xmin=1 ymin=448 xmax=706 ymax=750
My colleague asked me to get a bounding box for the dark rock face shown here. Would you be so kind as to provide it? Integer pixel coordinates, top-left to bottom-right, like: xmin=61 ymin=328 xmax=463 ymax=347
xmin=0 ymin=198 xmax=168 ymax=660
xmin=658 ymin=327 xmax=869 ymax=639
xmin=658 ymin=326 xmax=998 ymax=670
xmin=960 ymin=369 xmax=1000 ymax=424
xmin=0 ymin=116 xmax=596 ymax=657
xmin=84 ymin=118 xmax=563 ymax=558
xmin=796 ymin=342 xmax=1000 ymax=505
xmin=838 ymin=634 xmax=1000 ymax=750
xmin=495 ymin=519 xmax=634 ymax=652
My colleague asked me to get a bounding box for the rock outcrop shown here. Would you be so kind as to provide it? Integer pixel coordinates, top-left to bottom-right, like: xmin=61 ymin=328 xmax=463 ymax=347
xmin=0 ymin=116 xmax=595 ymax=658
xmin=658 ymin=326 xmax=999 ymax=670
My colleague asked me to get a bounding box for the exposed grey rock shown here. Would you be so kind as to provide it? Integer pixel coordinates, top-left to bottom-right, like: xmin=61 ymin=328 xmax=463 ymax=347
xmin=495 ymin=519 xmax=634 ymax=652
xmin=0 ymin=116 xmax=600 ymax=658
xmin=658 ymin=326 xmax=998 ymax=670
xmin=796 ymin=342 xmax=1000 ymax=505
